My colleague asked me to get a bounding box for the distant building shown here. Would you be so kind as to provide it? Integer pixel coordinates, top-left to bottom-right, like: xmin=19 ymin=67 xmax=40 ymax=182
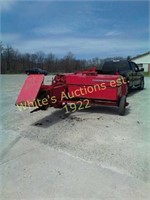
xmin=131 ymin=51 xmax=150 ymax=73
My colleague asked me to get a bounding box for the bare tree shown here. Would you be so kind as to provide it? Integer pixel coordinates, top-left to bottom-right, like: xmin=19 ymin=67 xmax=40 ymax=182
xmin=1 ymin=44 xmax=127 ymax=74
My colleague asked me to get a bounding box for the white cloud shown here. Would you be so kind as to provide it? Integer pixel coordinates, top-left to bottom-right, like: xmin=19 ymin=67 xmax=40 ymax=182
xmin=0 ymin=33 xmax=20 ymax=44
xmin=105 ymin=30 xmax=122 ymax=36
xmin=33 ymin=26 xmax=73 ymax=35
xmin=0 ymin=0 xmax=16 ymax=11
xmin=12 ymin=36 xmax=148 ymax=58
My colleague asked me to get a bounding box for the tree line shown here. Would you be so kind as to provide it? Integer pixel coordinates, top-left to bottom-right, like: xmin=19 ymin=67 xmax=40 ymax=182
xmin=0 ymin=42 xmax=129 ymax=74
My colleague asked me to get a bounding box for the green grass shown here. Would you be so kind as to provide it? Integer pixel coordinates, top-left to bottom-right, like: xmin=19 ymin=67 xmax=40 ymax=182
xmin=144 ymin=72 xmax=150 ymax=77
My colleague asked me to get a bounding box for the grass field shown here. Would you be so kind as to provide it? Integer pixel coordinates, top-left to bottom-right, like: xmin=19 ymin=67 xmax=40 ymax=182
xmin=144 ymin=71 xmax=150 ymax=76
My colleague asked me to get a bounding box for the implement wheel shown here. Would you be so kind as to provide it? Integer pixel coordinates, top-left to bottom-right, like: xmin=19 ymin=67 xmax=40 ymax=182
xmin=118 ymin=96 xmax=126 ymax=116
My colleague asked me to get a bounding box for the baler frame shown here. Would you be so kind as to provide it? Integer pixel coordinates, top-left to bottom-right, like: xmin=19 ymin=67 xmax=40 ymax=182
xmin=16 ymin=68 xmax=128 ymax=115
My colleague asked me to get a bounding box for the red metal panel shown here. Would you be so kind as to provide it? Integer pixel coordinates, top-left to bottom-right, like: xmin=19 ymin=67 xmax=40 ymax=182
xmin=67 ymin=85 xmax=118 ymax=101
xmin=64 ymin=74 xmax=124 ymax=101
xmin=16 ymin=75 xmax=44 ymax=105
xmin=52 ymin=85 xmax=66 ymax=101
xmin=65 ymin=74 xmax=121 ymax=86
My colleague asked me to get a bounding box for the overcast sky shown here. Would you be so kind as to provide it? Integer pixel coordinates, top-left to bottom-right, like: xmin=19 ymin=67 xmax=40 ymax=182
xmin=0 ymin=0 xmax=149 ymax=59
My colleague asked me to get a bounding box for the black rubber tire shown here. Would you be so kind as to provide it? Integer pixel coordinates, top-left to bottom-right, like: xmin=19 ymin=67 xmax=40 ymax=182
xmin=138 ymin=78 xmax=144 ymax=90
xmin=118 ymin=96 xmax=126 ymax=116
xmin=37 ymin=92 xmax=49 ymax=110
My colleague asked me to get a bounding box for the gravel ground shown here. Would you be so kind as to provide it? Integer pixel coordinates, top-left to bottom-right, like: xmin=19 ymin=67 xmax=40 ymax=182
xmin=0 ymin=75 xmax=150 ymax=200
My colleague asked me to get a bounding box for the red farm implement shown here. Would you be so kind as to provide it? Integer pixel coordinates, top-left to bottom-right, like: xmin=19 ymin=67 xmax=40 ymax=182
xmin=16 ymin=68 xmax=128 ymax=115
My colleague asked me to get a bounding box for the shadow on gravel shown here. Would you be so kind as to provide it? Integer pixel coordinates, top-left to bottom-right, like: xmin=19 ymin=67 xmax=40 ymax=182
xmin=78 ymin=105 xmax=130 ymax=116
xmin=31 ymin=88 xmax=143 ymax=128
xmin=31 ymin=108 xmax=71 ymax=128
xmin=32 ymin=103 xmax=130 ymax=128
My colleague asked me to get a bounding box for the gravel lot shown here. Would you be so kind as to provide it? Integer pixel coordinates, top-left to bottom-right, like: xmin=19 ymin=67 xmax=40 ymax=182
xmin=0 ymin=75 xmax=150 ymax=200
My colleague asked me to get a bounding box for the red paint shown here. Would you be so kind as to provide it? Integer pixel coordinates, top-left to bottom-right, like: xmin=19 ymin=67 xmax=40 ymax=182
xmin=16 ymin=75 xmax=44 ymax=105
xmin=15 ymin=68 xmax=128 ymax=114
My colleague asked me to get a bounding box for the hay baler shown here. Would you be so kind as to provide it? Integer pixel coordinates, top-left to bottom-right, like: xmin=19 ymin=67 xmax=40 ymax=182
xmin=16 ymin=68 xmax=128 ymax=115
